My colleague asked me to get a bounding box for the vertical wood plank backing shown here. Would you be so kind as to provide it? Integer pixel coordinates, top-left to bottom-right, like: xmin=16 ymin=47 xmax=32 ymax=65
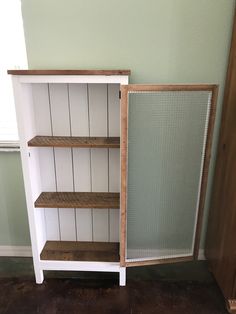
xmin=108 ymin=84 xmax=120 ymax=242
xmin=108 ymin=84 xmax=120 ymax=137
xmin=32 ymin=84 xmax=59 ymax=240
xmin=91 ymin=148 xmax=109 ymax=241
xmin=89 ymin=84 xmax=109 ymax=241
xmin=88 ymin=84 xmax=108 ymax=136
xmin=54 ymin=148 xmax=76 ymax=240
xmin=68 ymin=84 xmax=89 ymax=136
xmin=109 ymin=149 xmax=120 ymax=242
xmin=38 ymin=148 xmax=59 ymax=240
xmin=73 ymin=149 xmax=92 ymax=241
xmin=49 ymin=83 xmax=76 ymax=241
xmin=32 ymin=84 xmax=52 ymax=135
xmin=49 ymin=84 xmax=71 ymax=136
xmin=69 ymin=84 xmax=92 ymax=241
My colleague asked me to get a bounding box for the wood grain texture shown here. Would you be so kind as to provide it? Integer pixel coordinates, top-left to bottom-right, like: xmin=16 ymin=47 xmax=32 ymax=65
xmin=28 ymin=136 xmax=120 ymax=148
xmin=125 ymin=256 xmax=193 ymax=267
xmin=35 ymin=192 xmax=120 ymax=209
xmin=7 ymin=69 xmax=131 ymax=76
xmin=205 ymin=8 xmax=236 ymax=300
xmin=193 ymin=85 xmax=218 ymax=259
xmin=125 ymin=84 xmax=217 ymax=92
xmin=108 ymin=84 xmax=121 ymax=242
xmin=40 ymin=240 xmax=119 ymax=262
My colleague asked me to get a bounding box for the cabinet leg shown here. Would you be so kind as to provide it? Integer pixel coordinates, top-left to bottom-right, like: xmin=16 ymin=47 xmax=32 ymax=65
xmin=35 ymin=269 xmax=44 ymax=284
xmin=226 ymin=299 xmax=236 ymax=313
xmin=119 ymin=267 xmax=126 ymax=286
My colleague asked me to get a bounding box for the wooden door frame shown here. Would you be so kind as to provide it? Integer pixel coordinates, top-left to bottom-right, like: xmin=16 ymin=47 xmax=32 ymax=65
xmin=120 ymin=84 xmax=218 ymax=267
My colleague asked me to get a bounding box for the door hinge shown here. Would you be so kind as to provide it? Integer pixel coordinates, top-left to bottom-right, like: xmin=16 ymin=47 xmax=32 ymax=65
xmin=119 ymin=90 xmax=121 ymax=99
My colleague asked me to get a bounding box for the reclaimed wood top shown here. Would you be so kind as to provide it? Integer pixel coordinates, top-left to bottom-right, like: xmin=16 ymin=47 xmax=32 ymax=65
xmin=7 ymin=69 xmax=131 ymax=75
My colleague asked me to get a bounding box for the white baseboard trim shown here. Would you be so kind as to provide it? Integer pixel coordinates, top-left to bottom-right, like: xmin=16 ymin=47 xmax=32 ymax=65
xmin=0 ymin=246 xmax=32 ymax=257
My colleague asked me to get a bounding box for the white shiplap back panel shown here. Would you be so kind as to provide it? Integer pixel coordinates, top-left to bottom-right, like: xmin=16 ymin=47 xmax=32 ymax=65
xmin=91 ymin=148 xmax=109 ymax=241
xmin=49 ymin=83 xmax=76 ymax=241
xmin=39 ymin=148 xmax=59 ymax=240
xmin=89 ymin=84 xmax=109 ymax=242
xmin=68 ymin=84 xmax=89 ymax=136
xmin=49 ymin=84 xmax=70 ymax=136
xmin=32 ymin=84 xmax=51 ymax=135
xmin=108 ymin=84 xmax=120 ymax=137
xmin=32 ymin=84 xmax=59 ymax=240
xmin=54 ymin=148 xmax=76 ymax=240
xmin=68 ymin=83 xmax=92 ymax=241
xmin=108 ymin=84 xmax=120 ymax=242
xmin=109 ymin=149 xmax=120 ymax=242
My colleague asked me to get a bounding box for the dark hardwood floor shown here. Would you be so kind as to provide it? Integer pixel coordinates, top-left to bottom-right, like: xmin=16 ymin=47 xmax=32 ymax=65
xmin=0 ymin=258 xmax=227 ymax=314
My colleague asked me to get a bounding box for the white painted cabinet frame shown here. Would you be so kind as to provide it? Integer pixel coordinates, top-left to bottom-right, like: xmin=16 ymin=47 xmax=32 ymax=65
xmin=9 ymin=70 xmax=129 ymax=286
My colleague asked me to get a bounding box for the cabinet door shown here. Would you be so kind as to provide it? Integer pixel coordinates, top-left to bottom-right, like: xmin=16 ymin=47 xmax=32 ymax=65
xmin=120 ymin=84 xmax=218 ymax=267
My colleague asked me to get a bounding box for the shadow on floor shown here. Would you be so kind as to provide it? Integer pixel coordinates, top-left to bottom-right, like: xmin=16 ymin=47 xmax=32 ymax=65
xmin=0 ymin=258 xmax=227 ymax=314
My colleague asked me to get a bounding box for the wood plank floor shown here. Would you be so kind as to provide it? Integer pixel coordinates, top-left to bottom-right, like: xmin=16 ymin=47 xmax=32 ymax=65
xmin=0 ymin=259 xmax=228 ymax=314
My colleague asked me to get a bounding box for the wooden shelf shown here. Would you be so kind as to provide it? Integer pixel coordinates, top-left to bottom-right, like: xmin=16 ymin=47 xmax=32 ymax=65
xmin=7 ymin=69 xmax=131 ymax=76
xmin=35 ymin=192 xmax=120 ymax=209
xmin=28 ymin=136 xmax=120 ymax=148
xmin=40 ymin=241 xmax=119 ymax=262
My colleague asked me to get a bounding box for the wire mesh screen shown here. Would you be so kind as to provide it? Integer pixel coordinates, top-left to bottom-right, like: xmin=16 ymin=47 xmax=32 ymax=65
xmin=126 ymin=90 xmax=212 ymax=262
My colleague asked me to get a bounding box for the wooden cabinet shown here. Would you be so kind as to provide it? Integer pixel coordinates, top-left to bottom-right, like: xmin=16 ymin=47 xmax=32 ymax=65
xmin=9 ymin=70 xmax=217 ymax=286
xmin=205 ymin=9 xmax=236 ymax=314
xmin=9 ymin=70 xmax=129 ymax=285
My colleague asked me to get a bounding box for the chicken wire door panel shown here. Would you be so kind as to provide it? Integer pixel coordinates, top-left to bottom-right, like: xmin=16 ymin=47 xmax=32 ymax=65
xmin=120 ymin=85 xmax=218 ymax=266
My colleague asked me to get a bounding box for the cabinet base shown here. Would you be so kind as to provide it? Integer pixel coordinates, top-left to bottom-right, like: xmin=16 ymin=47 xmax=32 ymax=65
xmin=226 ymin=299 xmax=236 ymax=313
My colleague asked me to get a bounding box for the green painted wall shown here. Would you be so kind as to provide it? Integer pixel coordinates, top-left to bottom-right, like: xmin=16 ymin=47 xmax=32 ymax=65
xmin=0 ymin=0 xmax=234 ymax=248
xmin=0 ymin=153 xmax=30 ymax=245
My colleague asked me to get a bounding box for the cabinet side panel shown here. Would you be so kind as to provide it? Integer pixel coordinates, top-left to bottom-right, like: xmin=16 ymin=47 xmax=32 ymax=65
xmin=89 ymin=84 xmax=109 ymax=241
xmin=108 ymin=84 xmax=120 ymax=242
xmin=32 ymin=84 xmax=59 ymax=240
xmin=21 ymin=85 xmax=46 ymax=252
xmin=49 ymin=83 xmax=76 ymax=241
xmin=12 ymin=79 xmax=45 ymax=266
xmin=69 ymin=83 xmax=93 ymax=241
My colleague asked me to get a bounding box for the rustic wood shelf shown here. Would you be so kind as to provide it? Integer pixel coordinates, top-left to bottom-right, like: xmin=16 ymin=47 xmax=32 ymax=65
xmin=8 ymin=69 xmax=131 ymax=76
xmin=40 ymin=241 xmax=120 ymax=262
xmin=35 ymin=192 xmax=120 ymax=209
xmin=28 ymin=136 xmax=120 ymax=148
